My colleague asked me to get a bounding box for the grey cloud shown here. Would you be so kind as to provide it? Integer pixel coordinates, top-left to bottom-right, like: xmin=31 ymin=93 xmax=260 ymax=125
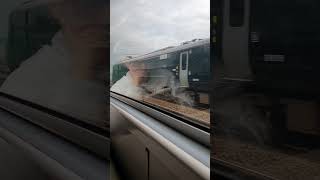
xmin=110 ymin=0 xmax=210 ymax=66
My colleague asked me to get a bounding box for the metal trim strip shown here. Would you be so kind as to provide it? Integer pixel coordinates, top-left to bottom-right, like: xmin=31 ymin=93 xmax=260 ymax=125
xmin=111 ymin=97 xmax=210 ymax=180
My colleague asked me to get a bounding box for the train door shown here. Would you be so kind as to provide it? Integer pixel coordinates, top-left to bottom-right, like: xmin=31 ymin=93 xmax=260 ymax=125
xmin=222 ymin=0 xmax=252 ymax=80
xmin=179 ymin=51 xmax=189 ymax=87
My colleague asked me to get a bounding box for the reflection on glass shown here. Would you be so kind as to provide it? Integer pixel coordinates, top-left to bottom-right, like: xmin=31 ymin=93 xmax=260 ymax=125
xmin=111 ymin=39 xmax=210 ymax=127
xmin=110 ymin=0 xmax=210 ymax=127
xmin=0 ymin=0 xmax=108 ymax=129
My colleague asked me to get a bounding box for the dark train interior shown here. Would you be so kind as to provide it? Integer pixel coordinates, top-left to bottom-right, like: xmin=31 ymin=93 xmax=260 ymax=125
xmin=0 ymin=2 xmax=109 ymax=180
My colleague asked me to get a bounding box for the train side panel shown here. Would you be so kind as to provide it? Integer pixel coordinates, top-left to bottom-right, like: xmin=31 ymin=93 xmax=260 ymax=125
xmin=188 ymin=45 xmax=210 ymax=93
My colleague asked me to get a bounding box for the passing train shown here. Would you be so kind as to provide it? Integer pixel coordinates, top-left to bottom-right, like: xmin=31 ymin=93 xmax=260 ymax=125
xmin=213 ymin=0 xmax=320 ymax=179
xmin=214 ymin=0 xmax=320 ymax=151
xmin=112 ymin=38 xmax=210 ymax=103
xmin=216 ymin=0 xmax=320 ymax=98
xmin=214 ymin=0 xmax=320 ymax=141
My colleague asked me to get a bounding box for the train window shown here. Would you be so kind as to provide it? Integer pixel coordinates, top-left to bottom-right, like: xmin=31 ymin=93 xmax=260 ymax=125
xmin=229 ymin=0 xmax=245 ymax=27
xmin=160 ymin=54 xmax=168 ymax=60
xmin=0 ymin=1 xmax=108 ymax=130
xmin=111 ymin=0 xmax=210 ymax=128
xmin=181 ymin=53 xmax=187 ymax=70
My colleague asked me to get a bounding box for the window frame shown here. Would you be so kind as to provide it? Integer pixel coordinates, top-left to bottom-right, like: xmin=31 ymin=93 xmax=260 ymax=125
xmin=0 ymin=92 xmax=109 ymax=159
xmin=0 ymin=107 xmax=108 ymax=179
xmin=111 ymin=94 xmax=210 ymax=180
xmin=111 ymin=91 xmax=210 ymax=148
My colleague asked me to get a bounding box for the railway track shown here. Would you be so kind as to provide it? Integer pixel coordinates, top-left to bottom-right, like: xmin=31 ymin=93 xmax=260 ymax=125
xmin=212 ymin=157 xmax=276 ymax=180
xmin=142 ymin=95 xmax=210 ymax=127
xmin=213 ymin=135 xmax=320 ymax=180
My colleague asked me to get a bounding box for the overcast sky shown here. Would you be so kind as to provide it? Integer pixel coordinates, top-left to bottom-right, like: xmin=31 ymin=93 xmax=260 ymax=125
xmin=110 ymin=0 xmax=210 ymax=66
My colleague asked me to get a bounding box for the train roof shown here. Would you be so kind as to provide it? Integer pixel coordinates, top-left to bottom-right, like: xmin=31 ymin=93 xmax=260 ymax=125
xmin=120 ymin=38 xmax=210 ymax=64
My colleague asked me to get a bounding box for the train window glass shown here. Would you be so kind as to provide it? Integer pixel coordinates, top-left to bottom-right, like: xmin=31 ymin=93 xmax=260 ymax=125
xmin=229 ymin=0 xmax=245 ymax=27
xmin=111 ymin=0 xmax=210 ymax=128
xmin=0 ymin=1 xmax=108 ymax=130
xmin=181 ymin=54 xmax=187 ymax=70
xmin=160 ymin=54 xmax=168 ymax=60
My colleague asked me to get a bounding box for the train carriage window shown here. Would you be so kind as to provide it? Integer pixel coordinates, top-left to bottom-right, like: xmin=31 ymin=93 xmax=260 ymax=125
xmin=229 ymin=0 xmax=245 ymax=27
xmin=181 ymin=53 xmax=187 ymax=70
xmin=110 ymin=0 xmax=210 ymax=128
